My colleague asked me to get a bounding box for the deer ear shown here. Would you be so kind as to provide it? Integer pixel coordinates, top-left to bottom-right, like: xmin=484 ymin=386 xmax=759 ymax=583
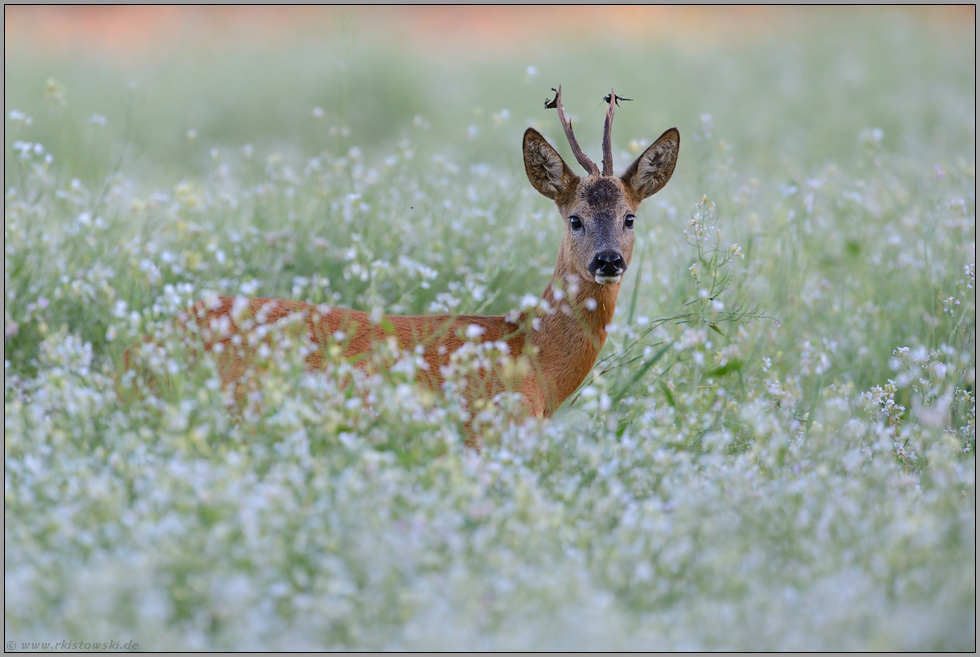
xmin=523 ymin=128 xmax=577 ymax=200
xmin=621 ymin=128 xmax=679 ymax=200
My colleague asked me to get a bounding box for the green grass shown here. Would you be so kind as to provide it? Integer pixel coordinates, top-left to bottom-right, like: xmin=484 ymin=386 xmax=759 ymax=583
xmin=4 ymin=8 xmax=975 ymax=650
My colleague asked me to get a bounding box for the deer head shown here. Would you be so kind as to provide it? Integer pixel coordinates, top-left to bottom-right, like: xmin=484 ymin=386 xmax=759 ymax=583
xmin=523 ymin=86 xmax=680 ymax=287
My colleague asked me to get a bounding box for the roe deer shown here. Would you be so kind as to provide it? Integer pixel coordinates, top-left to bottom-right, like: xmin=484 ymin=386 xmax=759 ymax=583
xmin=126 ymin=87 xmax=679 ymax=429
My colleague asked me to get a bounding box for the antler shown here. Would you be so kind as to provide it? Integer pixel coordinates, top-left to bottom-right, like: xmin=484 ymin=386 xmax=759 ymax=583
xmin=601 ymin=89 xmax=632 ymax=177
xmin=545 ymin=86 xmax=600 ymax=177
xmin=601 ymin=88 xmax=616 ymax=177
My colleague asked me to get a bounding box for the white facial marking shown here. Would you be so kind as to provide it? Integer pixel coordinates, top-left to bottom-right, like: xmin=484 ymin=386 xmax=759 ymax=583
xmin=594 ymin=274 xmax=622 ymax=286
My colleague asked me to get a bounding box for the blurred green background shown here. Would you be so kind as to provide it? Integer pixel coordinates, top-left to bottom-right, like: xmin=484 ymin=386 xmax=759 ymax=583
xmin=5 ymin=6 xmax=974 ymax=190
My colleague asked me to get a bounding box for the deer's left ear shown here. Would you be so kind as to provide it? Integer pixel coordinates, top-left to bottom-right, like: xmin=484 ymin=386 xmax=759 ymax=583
xmin=523 ymin=128 xmax=578 ymax=201
xmin=621 ymin=128 xmax=679 ymax=200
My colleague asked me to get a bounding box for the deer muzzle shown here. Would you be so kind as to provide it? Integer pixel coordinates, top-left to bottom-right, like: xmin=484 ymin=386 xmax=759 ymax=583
xmin=589 ymin=250 xmax=626 ymax=285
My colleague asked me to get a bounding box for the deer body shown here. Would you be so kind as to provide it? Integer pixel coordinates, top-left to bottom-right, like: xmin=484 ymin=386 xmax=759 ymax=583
xmin=146 ymin=87 xmax=679 ymax=424
xmin=186 ymin=267 xmax=620 ymax=417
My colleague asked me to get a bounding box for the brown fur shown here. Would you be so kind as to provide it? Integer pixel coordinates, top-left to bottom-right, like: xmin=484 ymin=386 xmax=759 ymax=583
xmin=125 ymin=105 xmax=680 ymax=440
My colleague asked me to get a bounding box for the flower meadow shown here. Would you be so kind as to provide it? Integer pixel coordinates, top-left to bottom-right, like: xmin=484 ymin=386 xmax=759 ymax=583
xmin=4 ymin=8 xmax=975 ymax=650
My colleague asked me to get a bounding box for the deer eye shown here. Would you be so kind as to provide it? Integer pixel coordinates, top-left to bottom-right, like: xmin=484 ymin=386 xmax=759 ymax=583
xmin=569 ymin=215 xmax=584 ymax=231
xmin=624 ymin=214 xmax=635 ymax=229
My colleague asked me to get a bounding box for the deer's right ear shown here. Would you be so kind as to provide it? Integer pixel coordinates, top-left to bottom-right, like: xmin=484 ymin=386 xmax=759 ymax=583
xmin=523 ymin=128 xmax=577 ymax=200
xmin=620 ymin=128 xmax=680 ymax=200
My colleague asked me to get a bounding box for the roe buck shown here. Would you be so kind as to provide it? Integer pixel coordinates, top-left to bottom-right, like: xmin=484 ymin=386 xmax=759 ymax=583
xmin=129 ymin=87 xmax=679 ymax=426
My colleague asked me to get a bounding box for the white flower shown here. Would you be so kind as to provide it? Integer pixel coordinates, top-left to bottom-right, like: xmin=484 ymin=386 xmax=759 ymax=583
xmin=8 ymin=110 xmax=33 ymax=126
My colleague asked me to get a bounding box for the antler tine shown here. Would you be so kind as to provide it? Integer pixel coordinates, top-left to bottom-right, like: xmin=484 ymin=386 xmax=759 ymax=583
xmin=545 ymin=86 xmax=600 ymax=177
xmin=601 ymin=87 xmax=616 ymax=177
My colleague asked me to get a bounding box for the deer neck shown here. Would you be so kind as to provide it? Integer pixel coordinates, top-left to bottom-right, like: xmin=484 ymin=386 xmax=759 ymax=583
xmin=527 ymin=259 xmax=620 ymax=415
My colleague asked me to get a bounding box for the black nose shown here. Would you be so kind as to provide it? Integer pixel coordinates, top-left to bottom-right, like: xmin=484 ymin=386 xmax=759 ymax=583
xmin=589 ymin=250 xmax=626 ymax=277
